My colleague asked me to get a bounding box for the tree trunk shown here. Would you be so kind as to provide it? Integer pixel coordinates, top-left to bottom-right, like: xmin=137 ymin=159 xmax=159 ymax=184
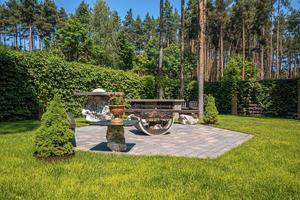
xmin=288 ymin=52 xmax=292 ymax=79
xmin=279 ymin=37 xmax=283 ymax=77
xmin=295 ymin=55 xmax=299 ymax=78
xmin=231 ymin=94 xmax=238 ymax=115
xmin=29 ymin=23 xmax=33 ymax=51
xmin=276 ymin=2 xmax=280 ymax=79
xmin=39 ymin=37 xmax=42 ymax=50
xmin=198 ymin=0 xmax=206 ymax=118
xmin=213 ymin=47 xmax=218 ymax=81
xmin=158 ymin=0 xmax=164 ymax=99
xmin=220 ymin=23 xmax=224 ymax=79
xmin=260 ymin=28 xmax=264 ymax=80
xmin=269 ymin=28 xmax=273 ymax=79
xmin=15 ymin=24 xmax=18 ymax=49
xmin=179 ymin=0 xmax=185 ymax=99
xmin=242 ymin=18 xmax=245 ymax=80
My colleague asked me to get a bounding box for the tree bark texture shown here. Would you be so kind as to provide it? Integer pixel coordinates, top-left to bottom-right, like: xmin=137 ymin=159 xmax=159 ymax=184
xmin=179 ymin=0 xmax=185 ymax=99
xmin=158 ymin=0 xmax=164 ymax=99
xmin=198 ymin=0 xmax=206 ymax=118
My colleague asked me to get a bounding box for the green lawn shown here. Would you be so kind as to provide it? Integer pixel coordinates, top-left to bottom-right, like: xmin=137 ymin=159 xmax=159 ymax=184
xmin=0 ymin=115 xmax=299 ymax=199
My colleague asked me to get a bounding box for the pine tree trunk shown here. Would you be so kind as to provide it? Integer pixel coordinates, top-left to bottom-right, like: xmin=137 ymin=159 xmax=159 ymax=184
xmin=39 ymin=37 xmax=42 ymax=50
xmin=158 ymin=0 xmax=164 ymax=99
xmin=242 ymin=18 xmax=245 ymax=80
xmin=220 ymin=23 xmax=224 ymax=79
xmin=29 ymin=23 xmax=33 ymax=51
xmin=276 ymin=3 xmax=280 ymax=79
xmin=179 ymin=0 xmax=185 ymax=99
xmin=295 ymin=55 xmax=299 ymax=78
xmin=269 ymin=28 xmax=273 ymax=79
xmin=15 ymin=24 xmax=18 ymax=49
xmin=260 ymin=46 xmax=264 ymax=80
xmin=198 ymin=0 xmax=206 ymax=118
xmin=288 ymin=52 xmax=292 ymax=79
xmin=214 ymin=47 xmax=218 ymax=81
xmin=279 ymin=37 xmax=283 ymax=77
xmin=260 ymin=28 xmax=264 ymax=80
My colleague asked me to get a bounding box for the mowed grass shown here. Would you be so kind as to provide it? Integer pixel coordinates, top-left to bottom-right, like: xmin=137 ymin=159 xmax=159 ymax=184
xmin=0 ymin=115 xmax=299 ymax=199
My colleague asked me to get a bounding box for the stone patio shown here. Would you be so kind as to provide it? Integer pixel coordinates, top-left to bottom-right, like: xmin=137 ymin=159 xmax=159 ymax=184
xmin=75 ymin=124 xmax=253 ymax=159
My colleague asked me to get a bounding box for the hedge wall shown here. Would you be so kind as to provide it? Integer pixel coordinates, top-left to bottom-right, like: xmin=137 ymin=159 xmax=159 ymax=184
xmin=1 ymin=47 xmax=298 ymax=121
xmin=186 ymin=79 xmax=298 ymax=117
xmin=0 ymin=48 xmax=155 ymax=121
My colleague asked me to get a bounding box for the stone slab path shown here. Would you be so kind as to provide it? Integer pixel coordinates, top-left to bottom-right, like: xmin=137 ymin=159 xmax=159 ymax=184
xmin=75 ymin=124 xmax=253 ymax=159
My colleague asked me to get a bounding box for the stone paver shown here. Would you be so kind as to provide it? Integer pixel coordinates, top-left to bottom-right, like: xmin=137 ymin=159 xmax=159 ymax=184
xmin=75 ymin=124 xmax=253 ymax=158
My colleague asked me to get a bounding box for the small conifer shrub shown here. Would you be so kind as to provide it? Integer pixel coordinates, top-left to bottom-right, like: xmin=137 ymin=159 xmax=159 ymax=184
xmin=34 ymin=95 xmax=74 ymax=158
xmin=203 ymin=95 xmax=219 ymax=124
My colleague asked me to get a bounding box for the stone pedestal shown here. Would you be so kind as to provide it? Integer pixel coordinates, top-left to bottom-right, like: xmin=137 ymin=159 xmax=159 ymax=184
xmin=106 ymin=125 xmax=127 ymax=152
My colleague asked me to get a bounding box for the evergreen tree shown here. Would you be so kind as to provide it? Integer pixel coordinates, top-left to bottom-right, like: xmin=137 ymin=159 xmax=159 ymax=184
xmin=203 ymin=95 xmax=219 ymax=124
xmin=75 ymin=1 xmax=90 ymax=26
xmin=90 ymin=0 xmax=119 ymax=67
xmin=55 ymin=18 xmax=92 ymax=62
xmin=132 ymin=16 xmax=144 ymax=51
xmin=20 ymin=0 xmax=38 ymax=51
xmin=35 ymin=94 xmax=74 ymax=158
xmin=36 ymin=0 xmax=57 ymax=49
xmin=117 ymin=31 xmax=134 ymax=70
xmin=123 ymin=8 xmax=134 ymax=41
xmin=142 ymin=13 xmax=157 ymax=42
xmin=164 ymin=0 xmax=179 ymax=45
xmin=4 ymin=0 xmax=21 ymax=48
xmin=57 ymin=7 xmax=68 ymax=29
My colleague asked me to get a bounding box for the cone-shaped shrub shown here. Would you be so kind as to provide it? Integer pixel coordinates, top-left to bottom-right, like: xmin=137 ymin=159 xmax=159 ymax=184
xmin=35 ymin=95 xmax=74 ymax=158
xmin=203 ymin=95 xmax=219 ymax=124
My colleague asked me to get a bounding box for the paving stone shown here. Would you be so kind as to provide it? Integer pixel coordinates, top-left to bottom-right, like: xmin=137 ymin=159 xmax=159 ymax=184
xmin=75 ymin=124 xmax=253 ymax=159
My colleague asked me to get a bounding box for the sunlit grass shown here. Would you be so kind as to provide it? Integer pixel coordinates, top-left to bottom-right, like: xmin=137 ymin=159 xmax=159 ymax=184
xmin=0 ymin=115 xmax=299 ymax=199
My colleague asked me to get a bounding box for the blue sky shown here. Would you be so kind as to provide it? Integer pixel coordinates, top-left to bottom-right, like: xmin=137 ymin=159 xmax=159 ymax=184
xmin=56 ymin=0 xmax=300 ymax=19
xmin=55 ymin=0 xmax=180 ymax=19
xmin=0 ymin=0 xmax=299 ymax=19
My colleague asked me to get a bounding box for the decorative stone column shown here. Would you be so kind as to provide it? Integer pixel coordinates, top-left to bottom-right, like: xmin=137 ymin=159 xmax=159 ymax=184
xmin=106 ymin=125 xmax=127 ymax=152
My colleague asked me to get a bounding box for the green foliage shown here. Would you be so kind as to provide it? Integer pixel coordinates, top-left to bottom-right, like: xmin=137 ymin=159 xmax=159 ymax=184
xmin=116 ymin=31 xmax=134 ymax=70
xmin=203 ymin=95 xmax=219 ymax=124
xmin=55 ymin=18 xmax=92 ymax=62
xmin=109 ymin=93 xmax=125 ymax=105
xmin=0 ymin=48 xmax=38 ymax=121
xmin=75 ymin=1 xmax=90 ymax=25
xmin=163 ymin=43 xmax=180 ymax=78
xmin=35 ymin=95 xmax=74 ymax=157
xmin=0 ymin=47 xmax=152 ymax=121
xmin=90 ymin=0 xmax=120 ymax=67
xmin=224 ymin=55 xmax=257 ymax=82
xmin=205 ymin=79 xmax=298 ymax=116
xmin=35 ymin=0 xmax=57 ymax=42
xmin=132 ymin=53 xmax=152 ymax=75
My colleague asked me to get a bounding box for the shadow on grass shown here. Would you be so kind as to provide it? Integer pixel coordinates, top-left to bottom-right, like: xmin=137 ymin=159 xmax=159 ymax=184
xmin=0 ymin=120 xmax=40 ymax=135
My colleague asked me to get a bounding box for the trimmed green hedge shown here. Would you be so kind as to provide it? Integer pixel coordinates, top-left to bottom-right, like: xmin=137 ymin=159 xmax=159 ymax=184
xmin=187 ymin=79 xmax=298 ymax=117
xmin=1 ymin=47 xmax=298 ymax=121
xmin=0 ymin=48 xmax=155 ymax=121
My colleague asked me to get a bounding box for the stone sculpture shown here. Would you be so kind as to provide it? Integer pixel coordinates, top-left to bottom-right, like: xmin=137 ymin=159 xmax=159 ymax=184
xmin=179 ymin=114 xmax=198 ymax=125
xmin=81 ymin=89 xmax=112 ymax=122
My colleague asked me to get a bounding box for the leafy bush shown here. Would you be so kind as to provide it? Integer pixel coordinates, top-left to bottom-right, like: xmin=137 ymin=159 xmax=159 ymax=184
xmin=109 ymin=93 xmax=125 ymax=105
xmin=203 ymin=95 xmax=219 ymax=124
xmin=35 ymin=95 xmax=74 ymax=158
xmin=224 ymin=55 xmax=257 ymax=82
